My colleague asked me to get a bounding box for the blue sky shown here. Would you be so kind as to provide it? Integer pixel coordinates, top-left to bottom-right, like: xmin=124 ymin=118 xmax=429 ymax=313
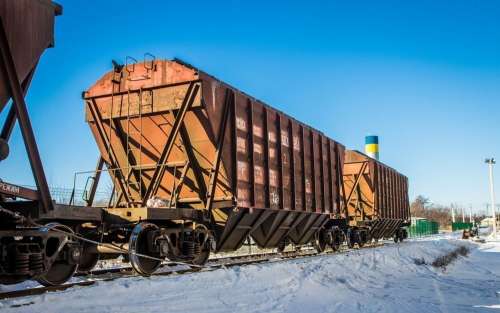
xmin=1 ymin=0 xmax=499 ymax=212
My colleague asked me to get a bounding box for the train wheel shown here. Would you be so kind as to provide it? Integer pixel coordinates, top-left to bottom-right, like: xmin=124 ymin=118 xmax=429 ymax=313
xmin=129 ymin=223 xmax=162 ymax=276
xmin=314 ymin=230 xmax=327 ymax=253
xmin=346 ymin=229 xmax=355 ymax=249
xmin=330 ymin=227 xmax=343 ymax=252
xmin=76 ymin=243 xmax=99 ymax=273
xmin=37 ymin=261 xmax=77 ymax=286
xmin=396 ymin=228 xmax=405 ymax=243
xmin=358 ymin=231 xmax=367 ymax=248
xmin=36 ymin=224 xmax=79 ymax=286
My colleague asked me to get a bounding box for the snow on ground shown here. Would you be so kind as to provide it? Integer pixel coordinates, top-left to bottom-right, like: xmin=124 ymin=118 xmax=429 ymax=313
xmin=1 ymin=236 xmax=499 ymax=313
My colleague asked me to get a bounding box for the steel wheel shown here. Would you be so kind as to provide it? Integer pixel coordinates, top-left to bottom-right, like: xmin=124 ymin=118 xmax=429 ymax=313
xmin=400 ymin=229 xmax=407 ymax=242
xmin=129 ymin=223 xmax=162 ymax=276
xmin=36 ymin=223 xmax=78 ymax=286
xmin=76 ymin=243 xmax=99 ymax=273
xmin=353 ymin=230 xmax=362 ymax=248
xmin=394 ymin=229 xmax=405 ymax=243
xmin=314 ymin=229 xmax=327 ymax=253
xmin=346 ymin=229 xmax=355 ymax=249
xmin=330 ymin=227 xmax=343 ymax=252
xmin=398 ymin=230 xmax=405 ymax=242
xmin=358 ymin=231 xmax=366 ymax=248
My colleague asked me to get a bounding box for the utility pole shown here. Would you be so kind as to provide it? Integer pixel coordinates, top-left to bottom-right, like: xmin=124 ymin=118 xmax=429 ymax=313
xmin=461 ymin=206 xmax=465 ymax=223
xmin=485 ymin=158 xmax=497 ymax=239
xmin=451 ymin=205 xmax=456 ymax=223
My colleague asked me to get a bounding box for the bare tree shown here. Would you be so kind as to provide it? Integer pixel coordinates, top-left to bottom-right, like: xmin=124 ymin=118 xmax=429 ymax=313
xmin=410 ymin=195 xmax=452 ymax=228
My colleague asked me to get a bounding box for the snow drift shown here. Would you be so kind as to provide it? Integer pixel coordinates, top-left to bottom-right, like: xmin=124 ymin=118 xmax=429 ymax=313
xmin=1 ymin=237 xmax=499 ymax=313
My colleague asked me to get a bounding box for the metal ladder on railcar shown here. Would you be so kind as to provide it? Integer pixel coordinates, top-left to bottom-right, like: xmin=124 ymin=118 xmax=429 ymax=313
xmin=123 ymin=84 xmax=189 ymax=209
xmin=123 ymin=87 xmax=153 ymax=207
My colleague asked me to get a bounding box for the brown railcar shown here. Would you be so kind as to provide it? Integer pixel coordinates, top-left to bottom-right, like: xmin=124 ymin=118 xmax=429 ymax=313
xmin=84 ymin=59 xmax=345 ymax=253
xmin=343 ymin=150 xmax=410 ymax=242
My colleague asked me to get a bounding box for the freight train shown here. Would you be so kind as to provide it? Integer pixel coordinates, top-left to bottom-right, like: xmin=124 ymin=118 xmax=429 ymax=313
xmin=0 ymin=0 xmax=409 ymax=286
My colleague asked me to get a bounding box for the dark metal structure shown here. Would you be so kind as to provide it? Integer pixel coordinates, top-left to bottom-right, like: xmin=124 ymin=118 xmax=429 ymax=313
xmin=0 ymin=0 xmax=63 ymax=212
xmin=0 ymin=1 xmax=99 ymax=286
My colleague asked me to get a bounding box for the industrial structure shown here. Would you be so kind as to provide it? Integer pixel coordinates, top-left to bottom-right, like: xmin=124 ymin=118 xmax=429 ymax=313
xmin=365 ymin=135 xmax=379 ymax=160
xmin=0 ymin=0 xmax=410 ymax=286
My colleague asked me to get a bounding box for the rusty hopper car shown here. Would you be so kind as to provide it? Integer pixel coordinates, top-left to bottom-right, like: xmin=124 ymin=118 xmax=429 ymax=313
xmin=342 ymin=150 xmax=410 ymax=246
xmin=82 ymin=58 xmax=347 ymax=274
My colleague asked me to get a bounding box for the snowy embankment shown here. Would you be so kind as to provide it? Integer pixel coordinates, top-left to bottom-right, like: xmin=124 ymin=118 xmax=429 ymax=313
xmin=1 ymin=236 xmax=499 ymax=313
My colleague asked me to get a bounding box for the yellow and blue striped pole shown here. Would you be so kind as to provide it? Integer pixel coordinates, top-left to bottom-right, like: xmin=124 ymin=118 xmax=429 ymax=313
xmin=365 ymin=135 xmax=379 ymax=160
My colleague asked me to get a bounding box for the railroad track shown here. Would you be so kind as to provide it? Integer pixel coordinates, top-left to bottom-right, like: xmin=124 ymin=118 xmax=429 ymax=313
xmin=0 ymin=242 xmax=389 ymax=302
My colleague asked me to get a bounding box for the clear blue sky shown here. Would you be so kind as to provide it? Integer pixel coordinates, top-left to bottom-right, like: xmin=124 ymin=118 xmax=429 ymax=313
xmin=1 ymin=0 xmax=499 ymax=212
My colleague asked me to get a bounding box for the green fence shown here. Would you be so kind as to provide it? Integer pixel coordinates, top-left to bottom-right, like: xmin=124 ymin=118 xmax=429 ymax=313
xmin=451 ymin=222 xmax=473 ymax=232
xmin=408 ymin=219 xmax=439 ymax=237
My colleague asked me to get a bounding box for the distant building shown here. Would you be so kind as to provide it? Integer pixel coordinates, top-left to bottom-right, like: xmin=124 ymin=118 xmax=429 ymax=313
xmin=480 ymin=217 xmax=497 ymax=228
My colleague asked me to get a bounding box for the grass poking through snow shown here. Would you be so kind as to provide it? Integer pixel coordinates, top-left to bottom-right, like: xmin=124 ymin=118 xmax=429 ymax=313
xmin=431 ymin=246 xmax=470 ymax=269
xmin=413 ymin=246 xmax=470 ymax=269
